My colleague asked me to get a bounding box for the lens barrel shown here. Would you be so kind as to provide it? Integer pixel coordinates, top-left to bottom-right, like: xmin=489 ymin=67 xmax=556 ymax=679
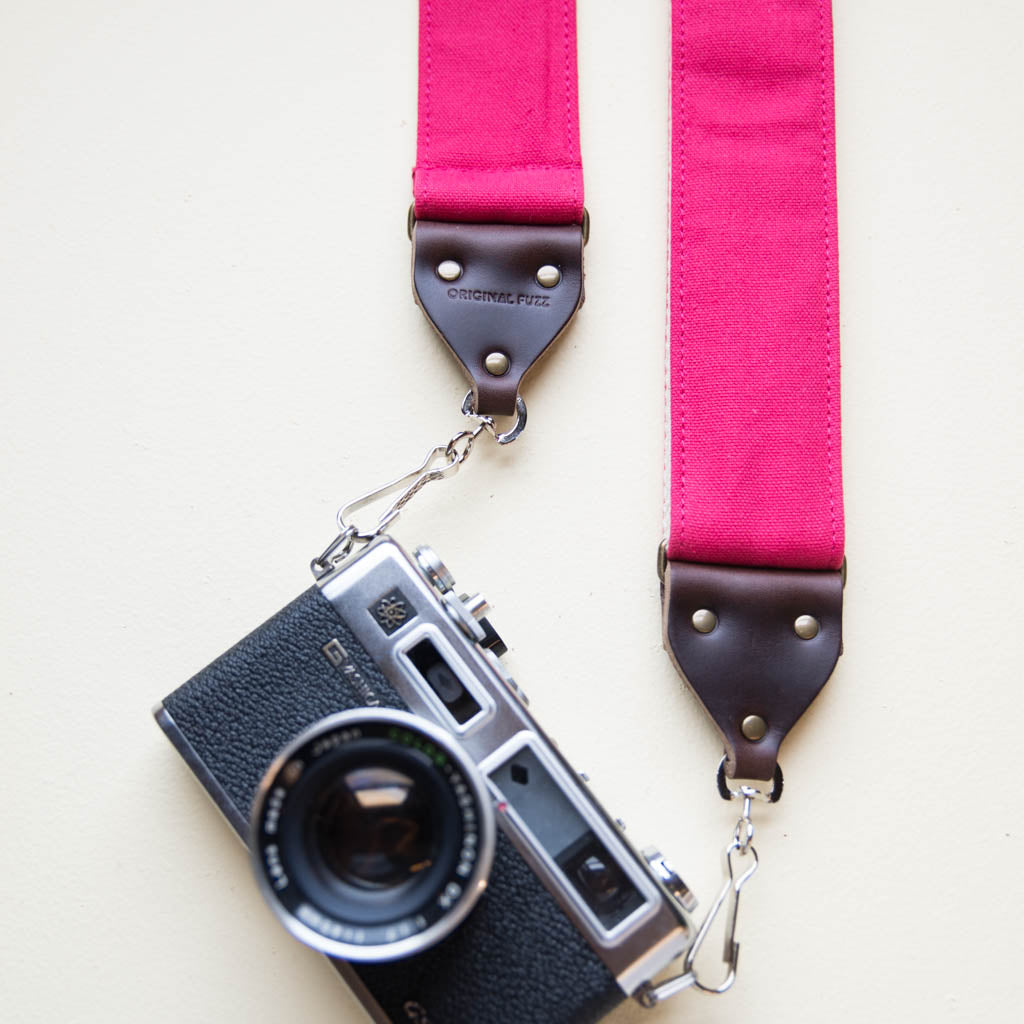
xmin=251 ymin=709 xmax=495 ymax=962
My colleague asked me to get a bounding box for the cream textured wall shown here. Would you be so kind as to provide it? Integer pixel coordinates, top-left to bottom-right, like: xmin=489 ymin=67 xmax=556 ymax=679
xmin=2 ymin=2 xmax=1022 ymax=1021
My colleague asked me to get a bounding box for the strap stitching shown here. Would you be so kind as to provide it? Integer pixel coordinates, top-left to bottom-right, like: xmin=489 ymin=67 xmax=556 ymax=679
xmin=423 ymin=1 xmax=433 ymax=160
xmin=416 ymin=163 xmax=581 ymax=171
xmin=564 ymin=0 xmax=576 ymax=214
xmin=677 ymin=0 xmax=688 ymax=555
xmin=818 ymin=0 xmax=838 ymax=563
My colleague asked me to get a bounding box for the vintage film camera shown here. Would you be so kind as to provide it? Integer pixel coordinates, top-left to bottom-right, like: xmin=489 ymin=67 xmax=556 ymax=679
xmin=155 ymin=537 xmax=697 ymax=1023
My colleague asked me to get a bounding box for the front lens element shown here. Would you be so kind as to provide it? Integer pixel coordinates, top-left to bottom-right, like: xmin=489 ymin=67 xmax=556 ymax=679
xmin=310 ymin=764 xmax=438 ymax=890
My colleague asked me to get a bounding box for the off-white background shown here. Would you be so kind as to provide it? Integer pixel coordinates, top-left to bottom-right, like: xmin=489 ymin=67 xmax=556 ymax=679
xmin=2 ymin=1 xmax=1022 ymax=1021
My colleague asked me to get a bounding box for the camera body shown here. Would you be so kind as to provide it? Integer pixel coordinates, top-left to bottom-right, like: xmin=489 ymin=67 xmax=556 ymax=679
xmin=156 ymin=537 xmax=695 ymax=1024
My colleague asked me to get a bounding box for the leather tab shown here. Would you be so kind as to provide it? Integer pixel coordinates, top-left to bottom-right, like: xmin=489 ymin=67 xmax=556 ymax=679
xmin=412 ymin=221 xmax=584 ymax=417
xmin=662 ymin=560 xmax=843 ymax=781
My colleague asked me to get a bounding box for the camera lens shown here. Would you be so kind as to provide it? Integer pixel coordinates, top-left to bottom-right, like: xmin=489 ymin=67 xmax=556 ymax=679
xmin=251 ymin=709 xmax=495 ymax=962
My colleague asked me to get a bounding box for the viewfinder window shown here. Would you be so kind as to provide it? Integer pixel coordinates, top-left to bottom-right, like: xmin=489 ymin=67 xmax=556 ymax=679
xmin=406 ymin=638 xmax=481 ymax=725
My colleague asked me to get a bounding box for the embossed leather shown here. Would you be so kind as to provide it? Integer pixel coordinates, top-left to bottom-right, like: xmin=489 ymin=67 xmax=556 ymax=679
xmin=663 ymin=560 xmax=843 ymax=781
xmin=412 ymin=221 xmax=584 ymax=417
xmin=159 ymin=586 xmax=623 ymax=1024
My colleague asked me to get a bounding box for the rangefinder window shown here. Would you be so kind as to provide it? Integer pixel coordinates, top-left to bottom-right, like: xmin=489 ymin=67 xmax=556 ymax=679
xmin=406 ymin=637 xmax=482 ymax=725
xmin=489 ymin=745 xmax=646 ymax=933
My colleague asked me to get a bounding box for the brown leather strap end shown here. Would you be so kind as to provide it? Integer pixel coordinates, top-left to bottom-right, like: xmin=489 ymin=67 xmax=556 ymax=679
xmin=662 ymin=560 xmax=843 ymax=781
xmin=411 ymin=221 xmax=584 ymax=417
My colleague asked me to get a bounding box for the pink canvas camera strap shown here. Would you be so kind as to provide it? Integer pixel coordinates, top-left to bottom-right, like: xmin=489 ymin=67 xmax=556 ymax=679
xmin=408 ymin=1 xmax=843 ymax=784
xmin=667 ymin=0 xmax=843 ymax=570
xmin=662 ymin=0 xmax=846 ymax=784
xmin=413 ymin=0 xmax=584 ymax=224
xmin=409 ymin=1 xmax=587 ymax=421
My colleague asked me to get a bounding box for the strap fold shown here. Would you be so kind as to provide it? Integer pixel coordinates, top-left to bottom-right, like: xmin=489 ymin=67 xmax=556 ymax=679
xmin=414 ymin=0 xmax=584 ymax=224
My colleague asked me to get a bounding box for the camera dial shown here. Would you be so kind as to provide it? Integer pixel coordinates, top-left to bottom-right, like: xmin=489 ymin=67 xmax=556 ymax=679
xmin=251 ymin=708 xmax=495 ymax=962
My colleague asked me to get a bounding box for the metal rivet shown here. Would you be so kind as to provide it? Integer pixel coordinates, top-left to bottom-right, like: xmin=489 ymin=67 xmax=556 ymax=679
xmin=437 ymin=259 xmax=462 ymax=281
xmin=484 ymin=351 xmax=510 ymax=376
xmin=741 ymin=715 xmax=767 ymax=741
xmin=691 ymin=609 xmax=717 ymax=633
xmin=536 ymin=264 xmax=561 ymax=288
xmin=794 ymin=614 xmax=820 ymax=639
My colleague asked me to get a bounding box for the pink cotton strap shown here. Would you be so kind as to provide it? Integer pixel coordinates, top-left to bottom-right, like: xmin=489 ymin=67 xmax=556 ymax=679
xmin=413 ymin=0 xmax=584 ymax=225
xmin=667 ymin=0 xmax=844 ymax=571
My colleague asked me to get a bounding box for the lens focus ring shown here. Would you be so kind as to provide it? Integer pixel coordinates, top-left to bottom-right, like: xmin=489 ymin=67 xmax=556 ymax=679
xmin=250 ymin=709 xmax=495 ymax=962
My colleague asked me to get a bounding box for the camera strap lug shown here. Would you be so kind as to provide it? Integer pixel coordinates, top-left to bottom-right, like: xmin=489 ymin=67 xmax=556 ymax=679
xmin=411 ymin=219 xmax=586 ymax=421
xmin=661 ymin=558 xmax=844 ymax=782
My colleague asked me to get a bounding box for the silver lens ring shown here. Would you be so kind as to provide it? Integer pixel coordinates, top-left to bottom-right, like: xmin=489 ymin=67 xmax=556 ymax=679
xmin=250 ymin=708 xmax=495 ymax=962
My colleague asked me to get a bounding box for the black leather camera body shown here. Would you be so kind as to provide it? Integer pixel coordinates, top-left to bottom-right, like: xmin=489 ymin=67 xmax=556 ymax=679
xmin=155 ymin=537 xmax=695 ymax=1024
